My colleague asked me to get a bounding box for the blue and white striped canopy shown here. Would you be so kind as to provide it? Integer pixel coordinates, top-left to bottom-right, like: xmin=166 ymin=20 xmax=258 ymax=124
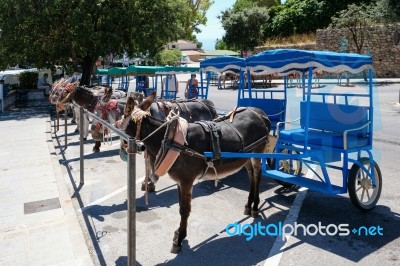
xmin=246 ymin=49 xmax=372 ymax=75
xmin=200 ymin=56 xmax=246 ymax=73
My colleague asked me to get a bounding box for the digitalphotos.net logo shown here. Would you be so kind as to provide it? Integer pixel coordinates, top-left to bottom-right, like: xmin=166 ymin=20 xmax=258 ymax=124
xmin=225 ymin=222 xmax=384 ymax=241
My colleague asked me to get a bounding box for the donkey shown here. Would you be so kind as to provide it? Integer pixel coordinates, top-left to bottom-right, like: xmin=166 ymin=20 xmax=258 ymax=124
xmin=59 ymin=86 xmax=128 ymax=152
xmin=125 ymin=91 xmax=271 ymax=253
xmin=118 ymin=96 xmax=218 ymax=192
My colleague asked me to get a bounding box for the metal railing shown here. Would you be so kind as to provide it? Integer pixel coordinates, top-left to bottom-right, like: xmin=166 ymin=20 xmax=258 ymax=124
xmin=58 ymin=103 xmax=140 ymax=266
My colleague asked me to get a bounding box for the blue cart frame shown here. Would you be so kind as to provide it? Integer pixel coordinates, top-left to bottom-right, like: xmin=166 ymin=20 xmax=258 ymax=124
xmin=204 ymin=49 xmax=382 ymax=210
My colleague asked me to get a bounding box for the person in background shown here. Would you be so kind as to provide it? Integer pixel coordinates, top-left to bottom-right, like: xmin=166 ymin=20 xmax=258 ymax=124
xmin=185 ymin=74 xmax=199 ymax=99
xmin=137 ymin=75 xmax=149 ymax=88
xmin=161 ymin=74 xmax=178 ymax=99
xmin=37 ymin=73 xmax=51 ymax=96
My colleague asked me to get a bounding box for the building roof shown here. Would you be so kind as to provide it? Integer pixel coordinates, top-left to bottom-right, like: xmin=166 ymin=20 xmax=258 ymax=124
xmin=199 ymin=50 xmax=240 ymax=58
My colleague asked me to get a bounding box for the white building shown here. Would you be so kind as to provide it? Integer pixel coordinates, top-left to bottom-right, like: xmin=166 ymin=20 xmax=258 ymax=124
xmin=165 ymin=40 xmax=197 ymax=50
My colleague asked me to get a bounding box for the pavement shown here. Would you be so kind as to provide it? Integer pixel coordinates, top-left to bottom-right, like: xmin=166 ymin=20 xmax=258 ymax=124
xmin=0 ymin=77 xmax=399 ymax=266
xmin=0 ymin=100 xmax=93 ymax=266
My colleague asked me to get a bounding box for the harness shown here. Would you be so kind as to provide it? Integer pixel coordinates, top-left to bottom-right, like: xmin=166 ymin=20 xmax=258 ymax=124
xmin=154 ymin=113 xmax=188 ymax=176
xmin=92 ymin=99 xmax=120 ymax=141
xmin=154 ymin=107 xmax=268 ymax=185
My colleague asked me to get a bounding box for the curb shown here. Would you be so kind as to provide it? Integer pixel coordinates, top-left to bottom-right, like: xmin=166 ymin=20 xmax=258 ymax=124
xmin=46 ymin=112 xmax=94 ymax=266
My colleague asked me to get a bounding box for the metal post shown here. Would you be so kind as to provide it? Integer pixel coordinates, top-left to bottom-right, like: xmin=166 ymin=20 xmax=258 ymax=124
xmin=79 ymin=106 xmax=84 ymax=185
xmin=74 ymin=106 xmax=137 ymax=264
xmin=0 ymin=83 xmax=4 ymax=113
xmin=127 ymin=137 xmax=136 ymax=266
xmin=56 ymin=111 xmax=60 ymax=132
xmin=64 ymin=110 xmax=68 ymax=150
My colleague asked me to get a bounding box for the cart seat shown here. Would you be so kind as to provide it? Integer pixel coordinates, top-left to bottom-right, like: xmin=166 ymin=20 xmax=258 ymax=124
xmin=238 ymin=98 xmax=285 ymax=132
xmin=279 ymin=128 xmax=369 ymax=149
xmin=278 ymin=101 xmax=371 ymax=150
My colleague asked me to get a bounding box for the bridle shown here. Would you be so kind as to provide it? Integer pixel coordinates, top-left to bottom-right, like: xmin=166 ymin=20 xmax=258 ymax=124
xmin=130 ymin=106 xmax=180 ymax=143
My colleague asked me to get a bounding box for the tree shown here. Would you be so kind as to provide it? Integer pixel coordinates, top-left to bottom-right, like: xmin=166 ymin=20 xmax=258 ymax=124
xmin=233 ymin=0 xmax=280 ymax=11
xmin=154 ymin=49 xmax=182 ymax=66
xmin=260 ymin=0 xmax=374 ymax=39
xmin=0 ymin=0 xmax=191 ymax=85
xmin=221 ymin=7 xmax=268 ymax=56
xmin=370 ymin=0 xmax=400 ymax=25
xmin=329 ymin=4 xmax=375 ymax=54
xmin=214 ymin=38 xmax=231 ymax=50
xmin=183 ymin=0 xmax=214 ymax=41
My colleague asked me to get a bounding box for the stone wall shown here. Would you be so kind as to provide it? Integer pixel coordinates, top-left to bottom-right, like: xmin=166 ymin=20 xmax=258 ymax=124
xmin=317 ymin=25 xmax=400 ymax=78
xmin=255 ymin=24 xmax=400 ymax=78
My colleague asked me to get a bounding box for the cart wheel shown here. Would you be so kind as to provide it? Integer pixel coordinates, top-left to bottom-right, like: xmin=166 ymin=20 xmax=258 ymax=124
xmin=348 ymin=157 xmax=382 ymax=210
xmin=270 ymin=149 xmax=302 ymax=187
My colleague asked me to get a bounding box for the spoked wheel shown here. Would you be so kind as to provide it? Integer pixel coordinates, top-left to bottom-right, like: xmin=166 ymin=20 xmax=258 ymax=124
xmin=270 ymin=149 xmax=302 ymax=187
xmin=348 ymin=157 xmax=382 ymax=210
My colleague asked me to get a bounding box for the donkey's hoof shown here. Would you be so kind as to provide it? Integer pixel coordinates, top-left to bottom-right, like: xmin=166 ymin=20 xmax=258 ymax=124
xmin=170 ymin=244 xmax=182 ymax=254
xmin=251 ymin=210 xmax=259 ymax=218
xmin=244 ymin=206 xmax=251 ymax=216
xmin=141 ymin=181 xmax=155 ymax=192
xmin=92 ymin=147 xmax=100 ymax=152
xmin=74 ymin=128 xmax=79 ymax=133
xmin=83 ymin=138 xmax=87 ymax=141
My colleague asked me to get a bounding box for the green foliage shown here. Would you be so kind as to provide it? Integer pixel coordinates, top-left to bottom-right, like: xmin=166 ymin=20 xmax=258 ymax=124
xmin=262 ymin=0 xmax=376 ymax=38
xmin=215 ymin=39 xmax=232 ymax=50
xmin=369 ymin=0 xmax=400 ymax=24
xmin=18 ymin=71 xmax=38 ymax=90
xmin=265 ymin=0 xmax=327 ymax=37
xmin=330 ymin=4 xmax=375 ymax=53
xmin=233 ymin=0 xmax=280 ymax=11
xmin=183 ymin=0 xmax=214 ymax=40
xmin=0 ymin=0 xmax=206 ymax=84
xmin=221 ymin=7 xmax=269 ymax=54
xmin=155 ymin=49 xmax=182 ymax=66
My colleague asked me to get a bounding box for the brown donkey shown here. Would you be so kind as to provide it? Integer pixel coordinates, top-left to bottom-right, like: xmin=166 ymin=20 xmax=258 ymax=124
xmin=125 ymin=92 xmax=271 ymax=253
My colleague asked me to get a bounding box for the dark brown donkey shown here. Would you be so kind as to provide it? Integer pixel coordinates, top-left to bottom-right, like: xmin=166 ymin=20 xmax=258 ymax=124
xmin=59 ymin=86 xmax=131 ymax=152
xmin=125 ymin=92 xmax=271 ymax=253
xmin=119 ymin=95 xmax=218 ymax=192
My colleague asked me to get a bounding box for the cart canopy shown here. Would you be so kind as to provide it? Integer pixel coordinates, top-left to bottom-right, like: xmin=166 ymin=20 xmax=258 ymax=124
xmin=246 ymin=49 xmax=372 ymax=75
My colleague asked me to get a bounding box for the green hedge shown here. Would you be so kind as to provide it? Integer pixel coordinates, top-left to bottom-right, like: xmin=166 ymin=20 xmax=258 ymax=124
xmin=18 ymin=71 xmax=38 ymax=90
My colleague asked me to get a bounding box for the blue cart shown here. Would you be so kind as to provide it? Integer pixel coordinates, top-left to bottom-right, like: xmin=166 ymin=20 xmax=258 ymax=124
xmin=205 ymin=49 xmax=382 ymax=210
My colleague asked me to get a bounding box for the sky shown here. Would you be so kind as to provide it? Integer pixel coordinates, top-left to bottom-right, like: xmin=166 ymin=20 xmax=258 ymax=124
xmin=196 ymin=0 xmax=236 ymax=50
xmin=196 ymin=1 xmax=286 ymax=50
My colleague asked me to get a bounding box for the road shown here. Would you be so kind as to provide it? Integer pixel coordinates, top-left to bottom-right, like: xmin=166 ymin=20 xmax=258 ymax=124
xmin=52 ymin=81 xmax=400 ymax=265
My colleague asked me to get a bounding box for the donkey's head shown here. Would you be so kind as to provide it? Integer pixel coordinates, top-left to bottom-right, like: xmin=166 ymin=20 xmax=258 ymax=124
xmin=98 ymin=87 xmax=113 ymax=106
xmin=55 ymin=85 xmax=76 ymax=112
xmin=124 ymin=90 xmax=157 ymax=138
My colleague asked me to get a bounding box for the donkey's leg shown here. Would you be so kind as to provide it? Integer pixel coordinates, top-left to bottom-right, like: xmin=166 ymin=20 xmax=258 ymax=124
xmin=73 ymin=106 xmax=79 ymax=132
xmin=93 ymin=141 xmax=101 ymax=152
xmin=250 ymin=157 xmax=262 ymax=218
xmin=83 ymin=115 xmax=89 ymax=141
xmin=173 ymin=184 xmax=182 ymax=242
xmin=244 ymin=160 xmax=255 ymax=216
xmin=244 ymin=157 xmax=263 ymax=218
xmin=171 ymin=182 xmax=193 ymax=253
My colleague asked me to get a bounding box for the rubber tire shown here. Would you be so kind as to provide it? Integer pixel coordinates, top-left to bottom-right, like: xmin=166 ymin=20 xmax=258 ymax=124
xmin=269 ymin=150 xmax=302 ymax=188
xmin=348 ymin=157 xmax=382 ymax=210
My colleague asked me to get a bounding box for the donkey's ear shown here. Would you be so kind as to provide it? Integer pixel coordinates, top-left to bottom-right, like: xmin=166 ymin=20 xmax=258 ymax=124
xmin=139 ymin=90 xmax=156 ymax=110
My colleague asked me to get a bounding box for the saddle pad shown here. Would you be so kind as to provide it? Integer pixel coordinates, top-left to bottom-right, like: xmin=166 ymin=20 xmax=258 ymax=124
xmin=155 ymin=118 xmax=188 ymax=177
xmin=97 ymin=99 xmax=119 ymax=111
